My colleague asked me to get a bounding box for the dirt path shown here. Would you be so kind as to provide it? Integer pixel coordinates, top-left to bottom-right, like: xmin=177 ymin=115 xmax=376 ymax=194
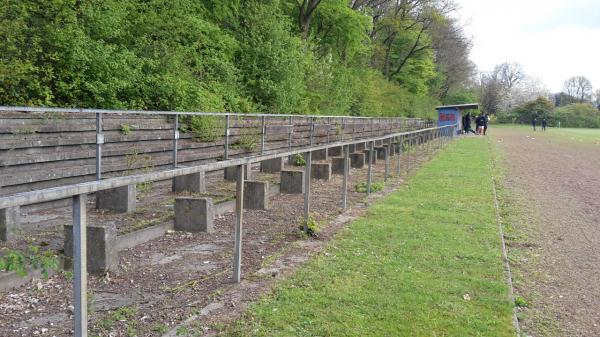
xmin=493 ymin=127 xmax=600 ymax=336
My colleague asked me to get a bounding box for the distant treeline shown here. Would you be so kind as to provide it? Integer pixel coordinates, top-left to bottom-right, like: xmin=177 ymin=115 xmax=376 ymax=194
xmin=496 ymin=97 xmax=600 ymax=128
xmin=0 ymin=0 xmax=475 ymax=118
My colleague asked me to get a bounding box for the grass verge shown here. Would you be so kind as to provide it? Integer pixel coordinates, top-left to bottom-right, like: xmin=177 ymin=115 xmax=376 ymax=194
xmin=223 ymin=138 xmax=516 ymax=337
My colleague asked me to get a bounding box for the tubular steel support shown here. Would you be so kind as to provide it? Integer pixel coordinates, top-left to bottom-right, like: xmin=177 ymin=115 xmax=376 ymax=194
xmin=260 ymin=116 xmax=266 ymax=154
xmin=367 ymin=141 xmax=373 ymax=195
xmin=384 ymin=138 xmax=390 ymax=181
xmin=233 ymin=164 xmax=244 ymax=283
xmin=73 ymin=194 xmax=88 ymax=337
xmin=342 ymin=144 xmax=349 ymax=209
xmin=173 ymin=113 xmax=179 ymax=168
xmin=95 ymin=113 xmax=103 ymax=181
xmin=310 ymin=117 xmax=315 ymax=146
xmin=288 ymin=116 xmax=293 ymax=163
xmin=303 ymin=151 xmax=312 ymax=232
xmin=396 ymin=135 xmax=402 ymax=175
xmin=224 ymin=115 xmax=230 ymax=160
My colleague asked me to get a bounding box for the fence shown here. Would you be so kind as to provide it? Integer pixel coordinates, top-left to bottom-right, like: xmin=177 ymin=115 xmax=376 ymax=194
xmin=0 ymin=106 xmax=430 ymax=204
xmin=0 ymin=105 xmax=457 ymax=337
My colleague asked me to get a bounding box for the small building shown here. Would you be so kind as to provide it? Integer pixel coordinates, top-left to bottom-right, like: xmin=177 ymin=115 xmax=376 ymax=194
xmin=435 ymin=103 xmax=479 ymax=133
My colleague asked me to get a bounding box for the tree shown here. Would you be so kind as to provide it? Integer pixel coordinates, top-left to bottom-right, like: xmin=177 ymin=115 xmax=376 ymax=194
xmin=297 ymin=0 xmax=322 ymax=39
xmin=563 ymin=76 xmax=593 ymax=103
xmin=493 ymin=62 xmax=525 ymax=91
xmin=428 ymin=15 xmax=475 ymax=98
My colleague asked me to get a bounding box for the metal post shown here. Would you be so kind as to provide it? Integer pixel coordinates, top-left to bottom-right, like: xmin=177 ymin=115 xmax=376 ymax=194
xmin=288 ymin=116 xmax=293 ymax=163
xmin=396 ymin=135 xmax=402 ymax=175
xmin=367 ymin=141 xmax=373 ymax=195
xmin=73 ymin=194 xmax=87 ymax=337
xmin=384 ymin=138 xmax=390 ymax=181
xmin=342 ymin=144 xmax=349 ymax=209
xmin=340 ymin=118 xmax=345 ymax=142
xmin=303 ymin=151 xmax=312 ymax=232
xmin=233 ymin=164 xmax=244 ymax=283
xmin=326 ymin=117 xmax=331 ymax=157
xmin=310 ymin=117 xmax=315 ymax=146
xmin=224 ymin=115 xmax=230 ymax=160
xmin=173 ymin=113 xmax=179 ymax=168
xmin=260 ymin=116 xmax=266 ymax=154
xmin=95 ymin=113 xmax=103 ymax=181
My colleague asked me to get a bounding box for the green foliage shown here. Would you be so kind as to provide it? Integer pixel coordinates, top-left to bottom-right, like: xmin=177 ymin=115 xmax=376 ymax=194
xmin=231 ymin=127 xmax=259 ymax=152
xmin=292 ymin=153 xmax=306 ymax=166
xmin=443 ymin=89 xmax=479 ymax=106
xmin=120 ymin=123 xmax=131 ymax=135
xmin=355 ymin=181 xmax=384 ymax=193
xmin=179 ymin=115 xmax=225 ymax=142
xmin=0 ymin=0 xmax=451 ymax=118
xmin=0 ymin=245 xmax=59 ymax=278
xmin=553 ymin=103 xmax=600 ymax=128
xmin=498 ymin=97 xmax=555 ymax=125
xmin=299 ymin=216 xmax=320 ymax=237
xmin=514 ymin=296 xmax=529 ymax=308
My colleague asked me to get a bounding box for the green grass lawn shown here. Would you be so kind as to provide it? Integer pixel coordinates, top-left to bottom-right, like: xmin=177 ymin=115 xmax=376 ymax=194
xmin=225 ymin=138 xmax=516 ymax=337
xmin=491 ymin=124 xmax=600 ymax=144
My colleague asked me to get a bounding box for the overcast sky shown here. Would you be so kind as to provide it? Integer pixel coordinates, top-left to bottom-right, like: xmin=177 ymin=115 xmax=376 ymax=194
xmin=455 ymin=0 xmax=600 ymax=92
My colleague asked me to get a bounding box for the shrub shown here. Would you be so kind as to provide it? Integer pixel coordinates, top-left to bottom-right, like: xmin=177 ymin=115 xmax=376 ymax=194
xmin=355 ymin=181 xmax=384 ymax=193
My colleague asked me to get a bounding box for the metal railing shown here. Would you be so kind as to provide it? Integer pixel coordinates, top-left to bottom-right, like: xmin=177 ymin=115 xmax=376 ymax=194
xmin=0 ymin=106 xmax=430 ymax=186
xmin=0 ymin=105 xmax=458 ymax=337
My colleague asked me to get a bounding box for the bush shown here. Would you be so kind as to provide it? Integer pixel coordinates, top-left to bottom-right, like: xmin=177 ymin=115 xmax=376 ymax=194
xmin=355 ymin=181 xmax=384 ymax=193
xmin=292 ymin=153 xmax=306 ymax=166
xmin=552 ymin=103 xmax=600 ymax=128
xmin=179 ymin=115 xmax=225 ymax=143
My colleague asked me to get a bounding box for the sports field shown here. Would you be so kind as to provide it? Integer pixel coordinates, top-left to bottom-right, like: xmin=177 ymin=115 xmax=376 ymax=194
xmin=490 ymin=126 xmax=600 ymax=336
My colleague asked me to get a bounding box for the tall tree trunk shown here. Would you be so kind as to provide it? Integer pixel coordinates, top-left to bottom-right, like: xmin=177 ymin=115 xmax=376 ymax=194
xmin=298 ymin=0 xmax=322 ymax=39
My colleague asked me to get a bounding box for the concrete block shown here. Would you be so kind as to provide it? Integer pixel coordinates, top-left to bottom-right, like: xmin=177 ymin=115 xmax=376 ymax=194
xmin=224 ymin=164 xmax=253 ymax=181
xmin=312 ymin=149 xmax=328 ymax=161
xmin=96 ymin=185 xmax=136 ymax=213
xmin=64 ymin=223 xmax=118 ymax=275
xmin=375 ymin=146 xmax=388 ymax=160
xmin=364 ymin=149 xmax=378 ymax=164
xmin=243 ymin=181 xmax=269 ymax=210
xmin=174 ymin=197 xmax=214 ymax=232
xmin=280 ymin=170 xmax=304 ymax=194
xmin=260 ymin=157 xmax=284 ymax=173
xmin=328 ymin=146 xmax=342 ymax=157
xmin=172 ymin=171 xmax=206 ymax=193
xmin=311 ymin=162 xmax=331 ymax=181
xmin=350 ymin=153 xmax=365 ymax=168
xmin=331 ymin=157 xmax=349 ymax=175
xmin=0 ymin=206 xmax=19 ymax=241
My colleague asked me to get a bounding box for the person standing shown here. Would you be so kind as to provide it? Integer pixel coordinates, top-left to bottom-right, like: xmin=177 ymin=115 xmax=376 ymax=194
xmin=475 ymin=114 xmax=484 ymax=135
xmin=483 ymin=113 xmax=489 ymax=135
xmin=541 ymin=117 xmax=547 ymax=132
xmin=532 ymin=116 xmax=537 ymax=131
xmin=463 ymin=112 xmax=475 ymax=134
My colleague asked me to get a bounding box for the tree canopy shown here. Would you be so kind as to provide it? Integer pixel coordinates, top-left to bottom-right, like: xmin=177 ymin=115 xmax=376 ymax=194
xmin=0 ymin=0 xmax=475 ymax=118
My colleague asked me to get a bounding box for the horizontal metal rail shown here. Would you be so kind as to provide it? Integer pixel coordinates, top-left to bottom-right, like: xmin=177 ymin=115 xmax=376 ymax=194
xmin=0 ymin=105 xmax=425 ymax=120
xmin=0 ymin=125 xmax=454 ymax=209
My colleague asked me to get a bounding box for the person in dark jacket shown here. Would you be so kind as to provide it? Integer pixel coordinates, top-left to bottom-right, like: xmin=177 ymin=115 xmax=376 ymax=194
xmin=532 ymin=116 xmax=537 ymax=131
xmin=541 ymin=117 xmax=547 ymax=131
xmin=483 ymin=114 xmax=489 ymax=135
xmin=475 ymin=114 xmax=485 ymax=135
xmin=463 ymin=112 xmax=475 ymax=134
